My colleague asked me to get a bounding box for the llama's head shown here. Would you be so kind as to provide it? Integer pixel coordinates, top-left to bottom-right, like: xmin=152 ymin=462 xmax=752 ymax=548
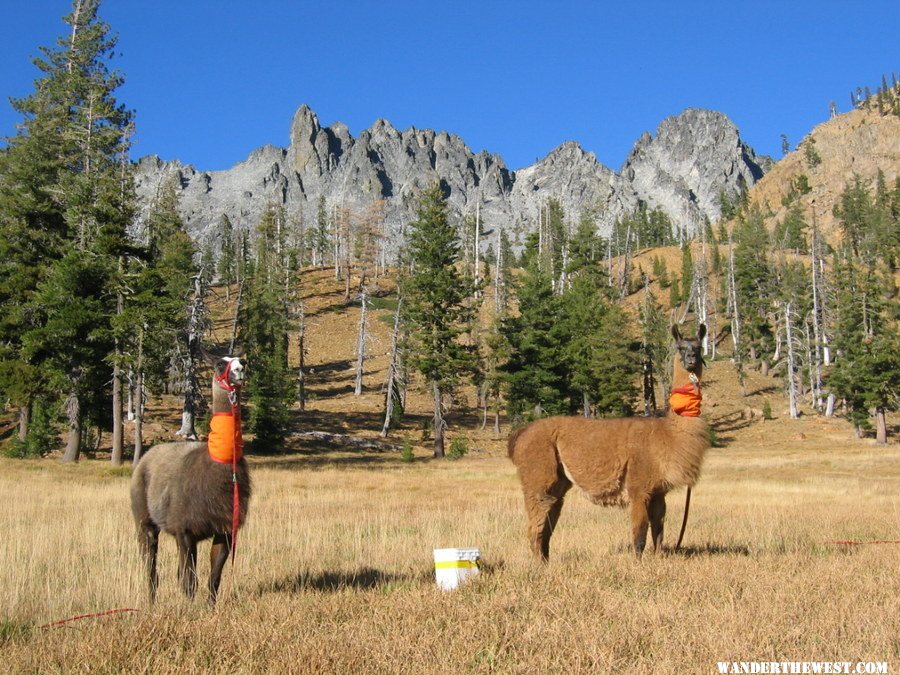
xmin=215 ymin=356 xmax=245 ymax=389
xmin=672 ymin=324 xmax=706 ymax=379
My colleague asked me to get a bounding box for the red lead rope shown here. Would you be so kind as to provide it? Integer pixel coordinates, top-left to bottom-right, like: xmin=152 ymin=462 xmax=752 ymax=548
xmin=230 ymin=390 xmax=243 ymax=567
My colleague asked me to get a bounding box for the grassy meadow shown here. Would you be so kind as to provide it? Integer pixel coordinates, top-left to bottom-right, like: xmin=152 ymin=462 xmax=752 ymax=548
xmin=1 ymin=429 xmax=898 ymax=673
xmin=1 ymin=270 xmax=898 ymax=672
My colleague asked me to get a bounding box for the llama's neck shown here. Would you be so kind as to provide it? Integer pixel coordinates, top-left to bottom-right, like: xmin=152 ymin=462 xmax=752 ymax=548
xmin=210 ymin=378 xmax=236 ymax=414
xmin=671 ymin=360 xmax=702 ymax=390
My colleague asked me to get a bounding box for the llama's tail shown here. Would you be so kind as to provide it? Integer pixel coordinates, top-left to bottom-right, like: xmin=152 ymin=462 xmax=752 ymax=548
xmin=507 ymin=426 xmax=527 ymax=459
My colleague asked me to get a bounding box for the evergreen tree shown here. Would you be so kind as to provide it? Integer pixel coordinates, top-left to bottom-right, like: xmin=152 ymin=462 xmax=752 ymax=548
xmin=238 ymin=207 xmax=294 ymax=453
xmin=639 ymin=284 xmax=670 ymax=413
xmin=773 ymin=201 xmax=809 ymax=254
xmin=314 ymin=195 xmax=329 ymax=268
xmin=733 ymin=205 xmax=774 ymax=370
xmin=401 ymin=184 xmax=476 ymax=457
xmin=502 ymin=234 xmax=568 ymax=421
xmin=560 ymin=271 xmax=638 ymax=416
xmin=567 ymin=211 xmax=606 ymax=276
xmin=216 ymin=213 xmax=236 ymax=291
xmin=0 ymin=0 xmax=134 ymax=461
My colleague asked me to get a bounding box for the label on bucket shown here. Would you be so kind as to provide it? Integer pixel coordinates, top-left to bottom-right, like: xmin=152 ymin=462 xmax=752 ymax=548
xmin=433 ymin=547 xmax=481 ymax=591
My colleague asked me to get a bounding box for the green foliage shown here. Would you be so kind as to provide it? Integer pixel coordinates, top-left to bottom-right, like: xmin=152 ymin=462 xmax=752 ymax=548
xmin=567 ymin=210 xmax=606 ymax=276
xmin=401 ymin=183 xmax=477 ymax=408
xmin=803 ymin=138 xmax=822 ymax=168
xmin=668 ymin=276 xmax=681 ymax=307
xmin=772 ymin=202 xmax=809 ymax=254
xmin=827 ymin=243 xmax=900 ymax=433
xmin=216 ymin=213 xmax=236 ymax=285
xmin=502 ymin=237 xmax=568 ymax=420
xmin=761 ymin=399 xmax=773 ymax=420
xmin=639 ymin=286 xmax=670 ymax=412
xmin=614 ymin=204 xmax=674 ymax=249
xmin=239 ymin=208 xmax=295 ymax=453
xmin=400 ymin=437 xmax=415 ymax=463
xmin=0 ymin=0 xmax=136 ymax=458
xmin=503 ymin=235 xmax=638 ymax=421
xmin=733 ymin=205 xmax=774 ymax=363
xmin=447 ymin=436 xmax=468 ymax=460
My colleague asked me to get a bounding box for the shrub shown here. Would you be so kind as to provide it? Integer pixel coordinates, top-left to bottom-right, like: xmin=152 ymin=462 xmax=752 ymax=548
xmin=400 ymin=438 xmax=415 ymax=463
xmin=447 ymin=436 xmax=468 ymax=460
xmin=762 ymin=399 xmax=773 ymax=420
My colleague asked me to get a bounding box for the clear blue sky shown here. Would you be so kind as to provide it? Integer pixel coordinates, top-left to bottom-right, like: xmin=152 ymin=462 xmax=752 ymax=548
xmin=2 ymin=1 xmax=898 ymax=172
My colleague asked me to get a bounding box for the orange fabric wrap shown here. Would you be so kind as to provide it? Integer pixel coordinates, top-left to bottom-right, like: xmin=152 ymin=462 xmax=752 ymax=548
xmin=669 ymin=385 xmax=702 ymax=417
xmin=208 ymin=412 xmax=242 ymax=463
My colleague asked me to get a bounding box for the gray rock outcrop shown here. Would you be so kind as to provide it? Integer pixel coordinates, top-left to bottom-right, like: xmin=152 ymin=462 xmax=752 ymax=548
xmin=134 ymin=104 xmax=769 ymax=249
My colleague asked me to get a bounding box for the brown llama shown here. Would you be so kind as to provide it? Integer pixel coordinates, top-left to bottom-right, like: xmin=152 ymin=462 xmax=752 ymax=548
xmin=130 ymin=356 xmax=252 ymax=605
xmin=507 ymin=324 xmax=709 ymax=561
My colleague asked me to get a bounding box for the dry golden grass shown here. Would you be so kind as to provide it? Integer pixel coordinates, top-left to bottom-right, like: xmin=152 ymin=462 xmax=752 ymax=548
xmin=2 ymin=269 xmax=898 ymax=672
xmin=1 ymin=430 xmax=898 ymax=673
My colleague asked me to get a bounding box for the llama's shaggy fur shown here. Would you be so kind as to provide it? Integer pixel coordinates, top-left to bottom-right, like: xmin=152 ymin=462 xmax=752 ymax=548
xmin=130 ymin=358 xmax=251 ymax=605
xmin=507 ymin=325 xmax=709 ymax=561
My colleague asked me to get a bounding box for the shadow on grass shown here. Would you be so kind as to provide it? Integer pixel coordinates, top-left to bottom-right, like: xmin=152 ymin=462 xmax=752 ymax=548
xmin=257 ymin=567 xmax=416 ymax=595
xmin=668 ymin=542 xmax=753 ymax=558
xmin=252 ymin=452 xmax=407 ymax=471
xmin=259 ymin=560 xmax=502 ymax=596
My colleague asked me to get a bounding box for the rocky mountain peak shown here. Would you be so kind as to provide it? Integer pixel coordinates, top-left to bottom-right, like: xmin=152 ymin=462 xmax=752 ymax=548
xmin=135 ymin=103 xmax=769 ymax=249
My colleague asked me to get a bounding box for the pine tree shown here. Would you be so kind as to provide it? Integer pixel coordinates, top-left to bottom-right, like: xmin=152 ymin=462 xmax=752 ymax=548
xmin=1 ymin=0 xmax=135 ymax=461
xmin=216 ymin=213 xmax=236 ymax=297
xmin=502 ymin=234 xmax=568 ymax=421
xmin=401 ymin=184 xmax=477 ymax=457
xmin=238 ymin=207 xmax=294 ymax=453
xmin=733 ymin=205 xmax=774 ymax=372
xmin=639 ymin=283 xmax=670 ymax=413
xmin=559 ymin=270 xmax=638 ymax=417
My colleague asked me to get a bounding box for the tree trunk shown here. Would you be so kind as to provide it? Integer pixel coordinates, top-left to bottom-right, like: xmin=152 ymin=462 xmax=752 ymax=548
xmin=380 ymin=299 xmax=402 ymax=437
xmin=784 ymin=301 xmax=799 ymax=419
xmin=133 ymin=331 xmax=145 ymax=465
xmin=17 ymin=402 xmax=30 ymax=442
xmin=111 ymin=275 xmax=125 ymax=465
xmin=432 ymin=380 xmax=445 ymax=459
xmin=229 ymin=278 xmax=244 ymax=355
xmin=354 ymin=285 xmax=367 ymax=396
xmin=825 ymin=393 xmax=835 ymax=417
xmin=297 ymin=301 xmax=307 ymax=411
xmin=493 ymin=397 xmax=501 ymax=436
xmin=111 ymin=360 xmax=124 ymax=465
xmin=875 ymin=408 xmax=887 ymax=445
xmin=61 ymin=389 xmax=81 ymax=463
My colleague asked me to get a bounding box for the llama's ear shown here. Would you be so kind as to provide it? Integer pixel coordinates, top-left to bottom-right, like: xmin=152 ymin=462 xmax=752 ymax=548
xmin=213 ymin=358 xmax=229 ymax=376
xmin=671 ymin=325 xmax=682 ymax=341
xmin=199 ymin=346 xmax=222 ymax=366
xmin=697 ymin=323 xmax=707 ymax=341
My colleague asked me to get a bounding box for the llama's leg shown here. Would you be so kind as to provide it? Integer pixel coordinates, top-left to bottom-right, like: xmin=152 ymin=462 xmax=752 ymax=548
xmin=524 ymin=478 xmax=571 ymax=562
xmin=208 ymin=533 xmax=231 ymax=606
xmin=177 ymin=533 xmax=199 ymax=599
xmin=648 ymin=491 xmax=667 ymax=553
xmin=629 ymin=495 xmax=651 ymax=558
xmin=139 ymin=523 xmax=159 ymax=603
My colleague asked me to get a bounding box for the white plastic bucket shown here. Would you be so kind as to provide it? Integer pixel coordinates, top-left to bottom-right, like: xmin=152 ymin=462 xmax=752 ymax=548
xmin=433 ymin=547 xmax=481 ymax=591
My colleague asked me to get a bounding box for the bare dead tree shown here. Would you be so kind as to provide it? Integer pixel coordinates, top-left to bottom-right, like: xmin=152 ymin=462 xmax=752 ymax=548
xmin=177 ymin=271 xmax=210 ymax=439
xmin=297 ymin=301 xmax=307 ymax=411
xmin=784 ymin=300 xmax=800 ymax=418
xmin=728 ymin=236 xmax=746 ymax=396
xmin=354 ymin=284 xmax=368 ymax=396
xmin=380 ymin=298 xmax=403 ymax=437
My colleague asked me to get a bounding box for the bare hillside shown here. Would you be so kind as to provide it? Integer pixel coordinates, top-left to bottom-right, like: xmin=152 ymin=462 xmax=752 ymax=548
xmin=747 ymin=107 xmax=899 ymax=237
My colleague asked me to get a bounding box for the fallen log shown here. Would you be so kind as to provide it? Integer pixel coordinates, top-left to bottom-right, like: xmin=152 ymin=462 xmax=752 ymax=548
xmin=293 ymin=430 xmax=401 ymax=452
